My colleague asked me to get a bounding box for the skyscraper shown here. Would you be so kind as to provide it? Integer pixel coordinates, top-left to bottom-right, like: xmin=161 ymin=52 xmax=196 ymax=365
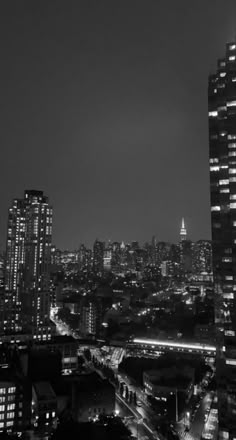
xmin=93 ymin=239 xmax=104 ymax=275
xmin=209 ymin=41 xmax=236 ymax=438
xmin=4 ymin=190 xmax=53 ymax=339
xmin=180 ymin=218 xmax=187 ymax=242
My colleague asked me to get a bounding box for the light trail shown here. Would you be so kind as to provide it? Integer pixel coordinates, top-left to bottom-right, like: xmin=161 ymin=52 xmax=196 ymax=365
xmin=132 ymin=338 xmax=216 ymax=352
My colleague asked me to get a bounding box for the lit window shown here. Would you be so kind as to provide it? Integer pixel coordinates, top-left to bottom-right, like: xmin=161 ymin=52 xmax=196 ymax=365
xmin=0 ymin=390 xmax=5 ymax=395
xmin=228 ymin=135 xmax=236 ymax=140
xmin=229 ymin=56 xmax=236 ymax=61
xmin=220 ymin=72 xmax=226 ymax=77
xmin=210 ymin=166 xmax=219 ymax=171
xmin=227 ymin=101 xmax=236 ymax=107
xmin=229 ymin=151 xmax=236 ymax=156
xmin=0 ymin=415 xmax=4 ymax=420
xmin=225 ymin=276 xmax=233 ymax=280
xmin=230 ymin=177 xmax=236 ymax=182
xmin=230 ymin=203 xmax=236 ymax=208
xmin=219 ymin=180 xmax=229 ymax=185
xmin=209 ymin=111 xmax=218 ymax=117
xmin=218 ymin=105 xmax=227 ymax=112
xmin=0 ymin=423 xmax=3 ymax=428
xmin=8 ymin=388 xmax=15 ymax=394
xmin=7 ymin=405 xmax=15 ymax=411
xmin=211 ymin=206 xmax=220 ymax=211
xmin=230 ymin=195 xmax=236 ymax=200
xmin=0 ymin=406 xmax=4 ymax=412
xmin=220 ymin=189 xmax=229 ymax=193
xmin=222 ymin=257 xmax=232 ymax=262
xmin=229 ymin=169 xmax=236 ymax=174
xmin=224 ymin=330 xmax=235 ymax=335
xmin=46 ymin=413 xmax=50 ymax=419
xmin=7 ymin=412 xmax=14 ymax=419
xmin=232 ymin=78 xmax=236 ymax=82
xmin=6 ymin=421 xmax=13 ymax=427
xmin=226 ymin=359 xmax=236 ymax=366
xmin=210 ymin=158 xmax=219 ymax=163
xmin=229 ymin=44 xmax=236 ymax=50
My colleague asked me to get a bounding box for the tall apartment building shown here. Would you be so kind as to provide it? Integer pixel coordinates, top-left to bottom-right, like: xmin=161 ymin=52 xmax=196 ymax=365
xmin=209 ymin=41 xmax=236 ymax=438
xmin=4 ymin=190 xmax=53 ymax=340
xmin=93 ymin=239 xmax=104 ymax=275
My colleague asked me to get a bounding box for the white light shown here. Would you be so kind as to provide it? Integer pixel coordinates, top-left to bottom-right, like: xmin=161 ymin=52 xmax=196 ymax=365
xmin=226 ymin=359 xmax=236 ymax=366
xmin=132 ymin=338 xmax=216 ymax=352
xmin=227 ymin=101 xmax=236 ymax=107
xmin=229 ymin=56 xmax=236 ymax=61
xmin=211 ymin=206 xmax=221 ymax=211
xmin=229 ymin=44 xmax=236 ymax=50
xmin=208 ymin=111 xmax=218 ymax=117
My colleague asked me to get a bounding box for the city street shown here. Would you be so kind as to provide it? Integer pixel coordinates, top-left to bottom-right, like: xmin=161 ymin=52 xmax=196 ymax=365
xmin=177 ymin=392 xmax=214 ymax=440
xmin=116 ymin=393 xmax=159 ymax=440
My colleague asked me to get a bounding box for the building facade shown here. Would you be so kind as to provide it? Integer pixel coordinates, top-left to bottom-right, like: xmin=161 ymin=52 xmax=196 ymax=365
xmin=4 ymin=190 xmax=53 ymax=339
xmin=209 ymin=41 xmax=236 ymax=438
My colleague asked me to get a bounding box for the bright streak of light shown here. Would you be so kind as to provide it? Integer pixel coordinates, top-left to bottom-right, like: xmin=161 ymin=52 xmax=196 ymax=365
xmin=133 ymin=338 xmax=216 ymax=352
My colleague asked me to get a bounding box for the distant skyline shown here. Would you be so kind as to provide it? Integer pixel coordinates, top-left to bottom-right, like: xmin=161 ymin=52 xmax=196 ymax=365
xmin=1 ymin=1 xmax=236 ymax=249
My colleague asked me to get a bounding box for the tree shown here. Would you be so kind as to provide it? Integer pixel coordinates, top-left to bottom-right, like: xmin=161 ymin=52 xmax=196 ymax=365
xmin=125 ymin=386 xmax=129 ymax=401
xmin=119 ymin=382 xmax=124 ymax=397
xmin=129 ymin=391 xmax=133 ymax=404
xmin=84 ymin=348 xmax=91 ymax=361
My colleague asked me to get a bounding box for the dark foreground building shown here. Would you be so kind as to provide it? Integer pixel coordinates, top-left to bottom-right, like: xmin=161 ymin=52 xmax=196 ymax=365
xmin=209 ymin=41 xmax=236 ymax=438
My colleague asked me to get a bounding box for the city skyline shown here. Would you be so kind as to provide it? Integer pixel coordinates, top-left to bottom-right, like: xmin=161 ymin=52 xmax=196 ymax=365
xmin=1 ymin=2 xmax=236 ymax=248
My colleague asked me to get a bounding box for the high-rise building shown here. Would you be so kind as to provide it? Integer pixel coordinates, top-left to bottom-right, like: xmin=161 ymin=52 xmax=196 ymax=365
xmin=192 ymin=240 xmax=212 ymax=274
xmin=80 ymin=295 xmax=100 ymax=336
xmin=180 ymin=218 xmax=187 ymax=242
xmin=93 ymin=239 xmax=104 ymax=275
xmin=4 ymin=190 xmax=53 ymax=339
xmin=209 ymin=41 xmax=236 ymax=438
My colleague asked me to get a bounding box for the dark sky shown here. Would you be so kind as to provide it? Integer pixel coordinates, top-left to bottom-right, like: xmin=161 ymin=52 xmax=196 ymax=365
xmin=1 ymin=1 xmax=236 ymax=249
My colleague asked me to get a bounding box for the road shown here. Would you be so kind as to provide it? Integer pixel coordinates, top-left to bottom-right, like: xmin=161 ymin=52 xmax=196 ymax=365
xmin=116 ymin=393 xmax=159 ymax=440
xmin=177 ymin=392 xmax=215 ymax=440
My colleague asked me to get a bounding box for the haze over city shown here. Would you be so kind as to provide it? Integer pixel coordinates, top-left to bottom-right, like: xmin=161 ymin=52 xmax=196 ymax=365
xmin=1 ymin=0 xmax=236 ymax=248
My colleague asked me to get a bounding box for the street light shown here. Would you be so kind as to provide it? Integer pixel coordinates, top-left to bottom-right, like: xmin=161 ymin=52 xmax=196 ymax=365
xmin=175 ymin=388 xmax=178 ymax=423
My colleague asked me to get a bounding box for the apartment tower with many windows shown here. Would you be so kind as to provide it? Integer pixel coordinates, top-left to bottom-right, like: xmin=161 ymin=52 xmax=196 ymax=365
xmin=4 ymin=190 xmax=53 ymax=339
xmin=209 ymin=41 xmax=236 ymax=438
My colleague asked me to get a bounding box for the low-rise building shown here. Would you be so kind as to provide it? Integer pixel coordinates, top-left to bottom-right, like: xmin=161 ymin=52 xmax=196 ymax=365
xmin=143 ymin=365 xmax=194 ymax=402
xmin=32 ymin=381 xmax=57 ymax=434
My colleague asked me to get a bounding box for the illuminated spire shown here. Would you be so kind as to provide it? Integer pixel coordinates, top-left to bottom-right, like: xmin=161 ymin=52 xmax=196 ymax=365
xmin=180 ymin=217 xmax=187 ymax=241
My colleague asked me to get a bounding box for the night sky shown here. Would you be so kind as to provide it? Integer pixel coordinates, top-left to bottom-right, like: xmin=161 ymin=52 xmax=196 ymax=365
xmin=1 ymin=1 xmax=236 ymax=249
